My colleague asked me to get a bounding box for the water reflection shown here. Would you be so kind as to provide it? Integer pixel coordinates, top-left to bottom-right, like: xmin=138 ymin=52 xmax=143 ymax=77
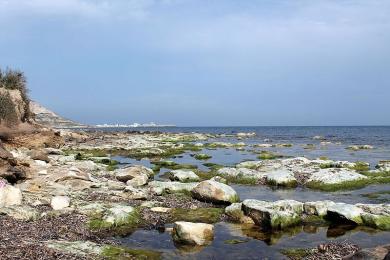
xmin=119 ymin=222 xmax=390 ymax=259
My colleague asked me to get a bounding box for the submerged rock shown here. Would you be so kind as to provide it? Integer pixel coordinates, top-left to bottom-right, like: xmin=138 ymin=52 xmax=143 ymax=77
xmin=191 ymin=180 xmax=239 ymax=204
xmin=172 ymin=221 xmax=214 ymax=246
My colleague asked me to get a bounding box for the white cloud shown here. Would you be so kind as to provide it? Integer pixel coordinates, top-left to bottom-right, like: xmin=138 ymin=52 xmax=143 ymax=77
xmin=0 ymin=0 xmax=158 ymax=20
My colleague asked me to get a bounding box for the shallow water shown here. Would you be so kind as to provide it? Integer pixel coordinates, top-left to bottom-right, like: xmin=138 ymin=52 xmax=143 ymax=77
xmin=119 ymin=222 xmax=390 ymax=259
xmin=233 ymin=184 xmax=390 ymax=204
xmin=108 ymin=126 xmax=390 ymax=256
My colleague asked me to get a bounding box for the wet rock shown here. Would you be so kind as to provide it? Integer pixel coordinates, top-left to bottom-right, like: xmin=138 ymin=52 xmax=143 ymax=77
xmin=347 ymin=145 xmax=374 ymax=151
xmin=242 ymin=199 xmax=302 ymax=230
xmin=376 ymin=160 xmax=390 ymax=172
xmin=225 ymin=203 xmax=255 ymax=224
xmin=50 ymin=196 xmax=70 ymax=210
xmin=357 ymin=204 xmax=390 ymax=230
xmin=327 ymin=203 xmax=364 ymax=225
xmin=346 ymin=244 xmax=390 ymax=260
xmin=191 ymin=180 xmax=239 ymax=204
xmin=172 ymin=221 xmax=214 ymax=246
xmin=169 ymin=170 xmax=200 ymax=182
xmin=0 ymin=185 xmax=22 ymax=207
xmin=115 ymin=165 xmax=153 ymax=183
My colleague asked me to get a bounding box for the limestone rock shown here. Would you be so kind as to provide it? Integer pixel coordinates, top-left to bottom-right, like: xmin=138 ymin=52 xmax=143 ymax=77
xmin=327 ymin=203 xmax=364 ymax=224
xmin=51 ymin=196 xmax=70 ymax=210
xmin=191 ymin=180 xmax=239 ymax=204
xmin=172 ymin=221 xmax=214 ymax=246
xmin=115 ymin=165 xmax=153 ymax=183
xmin=0 ymin=185 xmax=22 ymax=207
xmin=266 ymin=168 xmax=297 ymax=186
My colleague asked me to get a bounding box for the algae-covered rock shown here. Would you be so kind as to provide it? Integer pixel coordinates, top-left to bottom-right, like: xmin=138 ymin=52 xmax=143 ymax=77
xmin=242 ymin=199 xmax=302 ymax=230
xmin=266 ymin=168 xmax=297 ymax=187
xmin=172 ymin=221 xmax=214 ymax=246
xmin=307 ymin=168 xmax=367 ymax=185
xmin=191 ymin=180 xmax=239 ymax=204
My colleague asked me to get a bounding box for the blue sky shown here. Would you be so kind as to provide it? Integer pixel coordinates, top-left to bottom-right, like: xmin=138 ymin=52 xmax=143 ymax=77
xmin=0 ymin=0 xmax=389 ymax=126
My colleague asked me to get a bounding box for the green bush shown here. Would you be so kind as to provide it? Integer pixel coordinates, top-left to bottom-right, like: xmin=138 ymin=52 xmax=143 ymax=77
xmin=0 ymin=92 xmax=18 ymax=126
xmin=0 ymin=68 xmax=30 ymax=122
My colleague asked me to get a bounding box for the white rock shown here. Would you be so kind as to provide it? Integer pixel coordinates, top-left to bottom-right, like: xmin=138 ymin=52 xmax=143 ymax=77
xmin=172 ymin=221 xmax=214 ymax=245
xmin=0 ymin=185 xmax=22 ymax=208
xmin=327 ymin=203 xmax=364 ymax=224
xmin=191 ymin=180 xmax=239 ymax=204
xmin=266 ymin=168 xmax=297 ymax=186
xmin=51 ymin=196 xmax=70 ymax=210
xmin=170 ymin=170 xmax=200 ymax=182
xmin=307 ymin=168 xmax=367 ymax=184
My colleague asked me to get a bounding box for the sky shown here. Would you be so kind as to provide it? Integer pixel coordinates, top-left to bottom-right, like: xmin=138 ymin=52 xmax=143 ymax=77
xmin=0 ymin=0 xmax=389 ymax=126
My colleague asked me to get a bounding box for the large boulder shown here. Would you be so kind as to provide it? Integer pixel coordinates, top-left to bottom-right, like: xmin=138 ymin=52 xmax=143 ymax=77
xmin=169 ymin=170 xmax=200 ymax=182
xmin=0 ymin=184 xmax=22 ymax=207
xmin=191 ymin=180 xmax=239 ymax=204
xmin=115 ymin=165 xmax=153 ymax=183
xmin=172 ymin=221 xmax=214 ymax=246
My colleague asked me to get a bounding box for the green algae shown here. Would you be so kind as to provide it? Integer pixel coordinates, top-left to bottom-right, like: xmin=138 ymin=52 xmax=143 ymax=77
xmin=194 ymin=153 xmax=212 ymax=160
xmin=102 ymin=245 xmax=161 ymax=260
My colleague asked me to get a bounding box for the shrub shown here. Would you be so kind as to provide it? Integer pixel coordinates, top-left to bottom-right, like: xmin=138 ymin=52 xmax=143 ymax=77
xmin=0 ymin=92 xmax=18 ymax=126
xmin=0 ymin=68 xmax=30 ymax=122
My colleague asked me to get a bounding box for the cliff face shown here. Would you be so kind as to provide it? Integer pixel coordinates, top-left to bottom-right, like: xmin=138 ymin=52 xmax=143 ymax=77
xmin=29 ymin=101 xmax=87 ymax=129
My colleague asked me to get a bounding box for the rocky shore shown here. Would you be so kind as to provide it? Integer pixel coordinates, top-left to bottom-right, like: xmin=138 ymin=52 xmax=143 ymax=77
xmin=0 ymin=129 xmax=389 ymax=259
